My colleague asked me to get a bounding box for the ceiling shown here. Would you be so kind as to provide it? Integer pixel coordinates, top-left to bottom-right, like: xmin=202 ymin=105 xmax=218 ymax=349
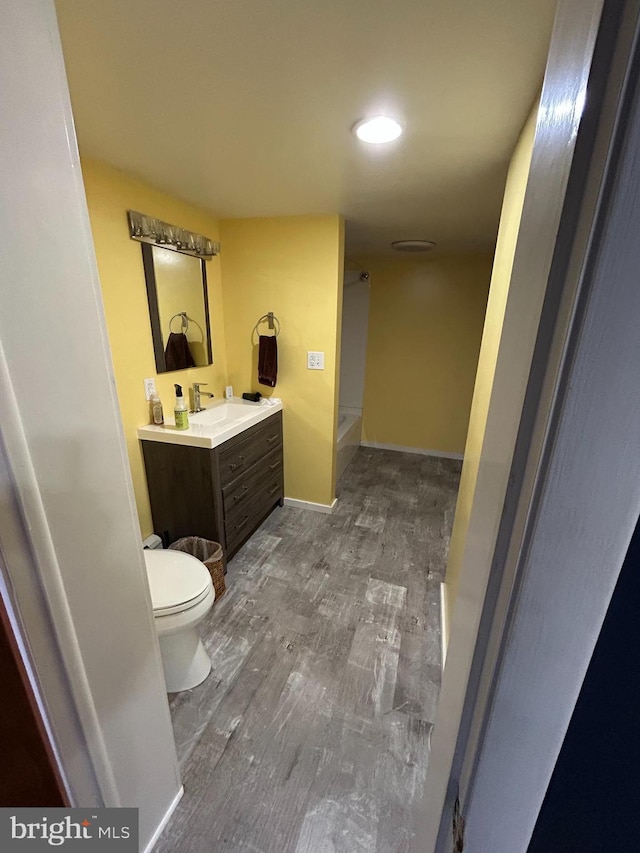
xmin=54 ymin=0 xmax=557 ymax=258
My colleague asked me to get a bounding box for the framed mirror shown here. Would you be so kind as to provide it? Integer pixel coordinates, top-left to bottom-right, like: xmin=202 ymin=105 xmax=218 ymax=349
xmin=141 ymin=242 xmax=213 ymax=373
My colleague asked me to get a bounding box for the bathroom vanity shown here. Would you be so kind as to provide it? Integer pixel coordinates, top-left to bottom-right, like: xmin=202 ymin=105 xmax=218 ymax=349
xmin=138 ymin=400 xmax=284 ymax=560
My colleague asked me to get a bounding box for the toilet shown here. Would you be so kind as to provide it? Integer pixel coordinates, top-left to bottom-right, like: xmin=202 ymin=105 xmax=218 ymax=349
xmin=143 ymin=549 xmax=215 ymax=692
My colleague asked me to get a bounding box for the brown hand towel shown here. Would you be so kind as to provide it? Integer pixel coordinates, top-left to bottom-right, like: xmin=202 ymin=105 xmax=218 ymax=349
xmin=258 ymin=334 xmax=278 ymax=387
xmin=164 ymin=332 xmax=195 ymax=371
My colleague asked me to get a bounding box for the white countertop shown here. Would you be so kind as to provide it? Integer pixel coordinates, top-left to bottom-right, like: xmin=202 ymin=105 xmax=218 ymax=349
xmin=137 ymin=397 xmax=283 ymax=449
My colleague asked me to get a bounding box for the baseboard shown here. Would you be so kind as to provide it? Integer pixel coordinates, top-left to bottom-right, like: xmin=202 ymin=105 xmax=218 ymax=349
xmin=143 ymin=785 xmax=184 ymax=853
xmin=360 ymin=441 xmax=463 ymax=461
xmin=440 ymin=582 xmax=449 ymax=667
xmin=283 ymin=497 xmax=338 ymax=514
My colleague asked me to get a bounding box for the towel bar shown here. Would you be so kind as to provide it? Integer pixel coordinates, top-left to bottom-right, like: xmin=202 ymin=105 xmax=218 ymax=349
xmin=253 ymin=312 xmax=280 ymax=337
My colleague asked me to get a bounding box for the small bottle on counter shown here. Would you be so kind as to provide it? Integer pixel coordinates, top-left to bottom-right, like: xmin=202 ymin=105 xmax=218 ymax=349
xmin=150 ymin=392 xmax=164 ymax=425
xmin=174 ymin=384 xmax=189 ymax=430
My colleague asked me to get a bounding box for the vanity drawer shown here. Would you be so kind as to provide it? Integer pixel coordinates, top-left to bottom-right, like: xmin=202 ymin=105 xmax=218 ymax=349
xmin=225 ymin=475 xmax=283 ymax=555
xmin=218 ymin=413 xmax=282 ymax=486
xmin=222 ymin=446 xmax=282 ymax=518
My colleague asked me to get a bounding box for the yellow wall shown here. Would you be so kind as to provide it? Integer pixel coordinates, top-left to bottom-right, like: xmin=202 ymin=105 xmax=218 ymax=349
xmin=81 ymin=159 xmax=228 ymax=538
xmin=361 ymin=254 xmax=492 ymax=454
xmin=220 ymin=215 xmax=344 ymax=507
xmin=445 ymin=104 xmax=538 ymax=615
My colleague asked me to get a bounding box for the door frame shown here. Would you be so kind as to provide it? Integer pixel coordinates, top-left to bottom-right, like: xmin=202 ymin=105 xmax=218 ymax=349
xmin=415 ymin=0 xmax=640 ymax=849
xmin=0 ymin=580 xmax=69 ymax=806
xmin=0 ymin=3 xmax=182 ymax=847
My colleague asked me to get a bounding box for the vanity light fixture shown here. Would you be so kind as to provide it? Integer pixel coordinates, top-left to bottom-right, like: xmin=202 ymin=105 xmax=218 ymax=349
xmin=391 ymin=240 xmax=436 ymax=252
xmin=127 ymin=210 xmax=220 ymax=259
xmin=353 ymin=116 xmax=403 ymax=144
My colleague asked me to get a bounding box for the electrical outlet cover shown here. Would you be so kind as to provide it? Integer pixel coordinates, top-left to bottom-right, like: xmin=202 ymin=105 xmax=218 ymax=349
xmin=307 ymin=351 xmax=325 ymax=370
xmin=143 ymin=377 xmax=157 ymax=401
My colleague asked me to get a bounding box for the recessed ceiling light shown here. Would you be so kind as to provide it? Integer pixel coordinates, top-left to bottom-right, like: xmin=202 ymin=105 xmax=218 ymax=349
xmin=353 ymin=116 xmax=403 ymax=144
xmin=391 ymin=240 xmax=436 ymax=252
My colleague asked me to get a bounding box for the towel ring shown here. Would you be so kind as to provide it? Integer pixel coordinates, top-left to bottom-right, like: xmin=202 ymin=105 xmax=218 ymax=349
xmin=253 ymin=312 xmax=280 ymax=338
xmin=169 ymin=312 xmax=189 ymax=334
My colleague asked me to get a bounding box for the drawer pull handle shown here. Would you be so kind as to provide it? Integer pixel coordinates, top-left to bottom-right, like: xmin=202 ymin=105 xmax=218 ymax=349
xmin=266 ymin=435 xmax=278 ymax=444
xmin=229 ymin=455 xmax=245 ymax=471
xmin=234 ymin=516 xmax=249 ymax=530
xmin=268 ymin=462 xmax=280 ymax=471
xmin=233 ymin=487 xmax=249 ymax=502
xmin=268 ymin=485 xmax=279 ymax=495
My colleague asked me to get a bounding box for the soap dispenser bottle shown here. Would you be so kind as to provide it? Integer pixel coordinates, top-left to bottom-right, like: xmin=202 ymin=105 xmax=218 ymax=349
xmin=174 ymin=384 xmax=189 ymax=430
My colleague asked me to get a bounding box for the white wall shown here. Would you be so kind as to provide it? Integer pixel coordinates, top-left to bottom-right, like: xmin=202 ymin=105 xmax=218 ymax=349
xmin=0 ymin=1 xmax=180 ymax=847
xmin=338 ymin=276 xmax=370 ymax=410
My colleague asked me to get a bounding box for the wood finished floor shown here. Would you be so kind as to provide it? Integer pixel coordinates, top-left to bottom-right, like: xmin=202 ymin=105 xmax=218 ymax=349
xmin=157 ymin=447 xmax=461 ymax=853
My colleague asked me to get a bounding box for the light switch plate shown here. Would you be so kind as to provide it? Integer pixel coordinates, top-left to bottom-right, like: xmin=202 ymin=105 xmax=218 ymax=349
xmin=143 ymin=377 xmax=157 ymax=401
xmin=307 ymin=351 xmax=325 ymax=370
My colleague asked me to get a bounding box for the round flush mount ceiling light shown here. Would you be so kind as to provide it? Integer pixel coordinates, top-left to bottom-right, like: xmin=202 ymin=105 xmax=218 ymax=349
xmin=391 ymin=240 xmax=437 ymax=252
xmin=353 ymin=116 xmax=403 ymax=144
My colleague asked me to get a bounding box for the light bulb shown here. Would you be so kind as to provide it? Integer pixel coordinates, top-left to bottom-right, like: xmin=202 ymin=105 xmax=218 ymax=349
xmin=353 ymin=116 xmax=403 ymax=144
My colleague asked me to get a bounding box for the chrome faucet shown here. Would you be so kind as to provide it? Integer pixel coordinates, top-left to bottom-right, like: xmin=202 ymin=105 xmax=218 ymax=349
xmin=191 ymin=382 xmax=214 ymax=413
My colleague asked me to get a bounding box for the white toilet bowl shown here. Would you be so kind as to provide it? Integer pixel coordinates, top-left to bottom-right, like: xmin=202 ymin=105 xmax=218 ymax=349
xmin=143 ymin=549 xmax=215 ymax=692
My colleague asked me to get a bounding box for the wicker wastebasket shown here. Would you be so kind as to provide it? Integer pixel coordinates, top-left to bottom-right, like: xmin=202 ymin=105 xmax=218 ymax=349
xmin=168 ymin=537 xmax=226 ymax=602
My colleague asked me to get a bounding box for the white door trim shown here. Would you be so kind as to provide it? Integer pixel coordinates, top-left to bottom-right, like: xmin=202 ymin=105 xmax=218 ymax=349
xmin=0 ymin=3 xmax=181 ymax=847
xmin=416 ymin=1 xmax=640 ymax=850
xmin=463 ymin=3 xmax=640 ymax=848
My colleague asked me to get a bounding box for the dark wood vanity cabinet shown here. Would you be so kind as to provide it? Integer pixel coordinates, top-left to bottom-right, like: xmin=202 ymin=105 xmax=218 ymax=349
xmin=141 ymin=411 xmax=283 ymax=561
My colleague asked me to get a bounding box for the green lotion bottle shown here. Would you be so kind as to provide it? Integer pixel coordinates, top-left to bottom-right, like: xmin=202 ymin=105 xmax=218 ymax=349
xmin=174 ymin=384 xmax=189 ymax=430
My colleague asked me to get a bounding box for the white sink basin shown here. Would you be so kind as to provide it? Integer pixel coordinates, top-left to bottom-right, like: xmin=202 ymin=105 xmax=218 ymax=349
xmin=138 ymin=397 xmax=282 ymax=449
xmin=188 ymin=402 xmax=255 ymax=426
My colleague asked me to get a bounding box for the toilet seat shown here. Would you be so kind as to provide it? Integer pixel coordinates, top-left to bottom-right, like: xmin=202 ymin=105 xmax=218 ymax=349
xmin=144 ymin=549 xmax=212 ymax=616
xmin=153 ymin=584 xmax=212 ymax=617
